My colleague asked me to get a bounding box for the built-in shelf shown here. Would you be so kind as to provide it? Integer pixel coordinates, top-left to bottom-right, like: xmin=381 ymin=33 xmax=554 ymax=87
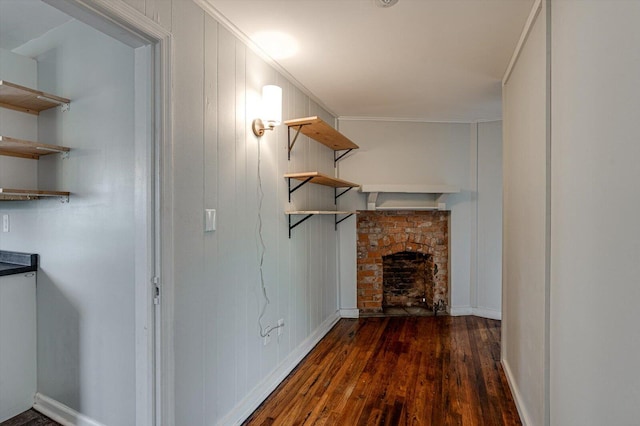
xmin=284 ymin=172 xmax=360 ymax=203
xmin=359 ymin=184 xmax=460 ymax=211
xmin=0 ymin=188 xmax=70 ymax=203
xmin=285 ymin=211 xmax=357 ymax=238
xmin=0 ymin=80 xmax=70 ymax=115
xmin=284 ymin=116 xmax=359 ymax=164
xmin=0 ymin=136 xmax=70 ymax=159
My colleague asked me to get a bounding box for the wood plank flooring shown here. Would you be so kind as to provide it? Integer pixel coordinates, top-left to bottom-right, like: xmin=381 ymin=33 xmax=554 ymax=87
xmin=0 ymin=409 xmax=59 ymax=426
xmin=244 ymin=316 xmax=521 ymax=426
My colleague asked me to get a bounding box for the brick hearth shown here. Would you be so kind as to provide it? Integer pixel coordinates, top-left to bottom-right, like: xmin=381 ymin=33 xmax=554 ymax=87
xmin=357 ymin=210 xmax=450 ymax=314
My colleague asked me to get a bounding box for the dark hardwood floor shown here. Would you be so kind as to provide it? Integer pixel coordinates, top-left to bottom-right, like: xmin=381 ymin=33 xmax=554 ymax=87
xmin=244 ymin=316 xmax=521 ymax=426
xmin=0 ymin=410 xmax=59 ymax=426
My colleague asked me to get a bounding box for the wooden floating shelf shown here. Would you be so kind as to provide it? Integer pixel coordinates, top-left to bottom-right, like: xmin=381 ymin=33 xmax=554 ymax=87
xmin=0 ymin=188 xmax=70 ymax=202
xmin=0 ymin=136 xmax=70 ymax=159
xmin=0 ymin=80 xmax=70 ymax=115
xmin=284 ymin=172 xmax=359 ymax=189
xmin=285 ymin=210 xmax=357 ymax=238
xmin=284 ymin=172 xmax=360 ymax=203
xmin=285 ymin=211 xmax=356 ymax=215
xmin=284 ymin=116 xmax=359 ymax=151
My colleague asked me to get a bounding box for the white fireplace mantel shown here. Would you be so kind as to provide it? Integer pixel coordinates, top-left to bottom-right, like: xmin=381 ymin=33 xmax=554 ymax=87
xmin=359 ymin=184 xmax=460 ymax=211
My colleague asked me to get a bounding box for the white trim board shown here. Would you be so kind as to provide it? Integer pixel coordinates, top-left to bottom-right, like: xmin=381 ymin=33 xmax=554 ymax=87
xmin=34 ymin=393 xmax=105 ymax=426
xmin=217 ymin=311 xmax=341 ymax=426
xmin=502 ymin=0 xmax=543 ymax=86
xmin=340 ymin=308 xmax=360 ymax=318
xmin=448 ymin=306 xmax=502 ymax=320
xmin=501 ymin=360 xmax=532 ymax=426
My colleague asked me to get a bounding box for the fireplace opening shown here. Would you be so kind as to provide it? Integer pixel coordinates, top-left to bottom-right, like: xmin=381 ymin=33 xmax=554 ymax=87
xmin=356 ymin=210 xmax=449 ymax=316
xmin=382 ymin=251 xmax=436 ymax=315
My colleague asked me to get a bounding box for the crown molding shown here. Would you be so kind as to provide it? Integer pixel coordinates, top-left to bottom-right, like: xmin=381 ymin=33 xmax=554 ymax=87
xmin=338 ymin=116 xmax=502 ymax=124
xmin=193 ymin=0 xmax=338 ymax=118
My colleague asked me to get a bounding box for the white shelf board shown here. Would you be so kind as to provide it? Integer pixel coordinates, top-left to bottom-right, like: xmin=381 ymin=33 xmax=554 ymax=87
xmin=359 ymin=184 xmax=460 ymax=194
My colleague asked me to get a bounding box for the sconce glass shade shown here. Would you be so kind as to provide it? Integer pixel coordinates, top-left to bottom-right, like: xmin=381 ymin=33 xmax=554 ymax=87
xmin=262 ymin=85 xmax=282 ymax=126
xmin=253 ymin=85 xmax=283 ymax=137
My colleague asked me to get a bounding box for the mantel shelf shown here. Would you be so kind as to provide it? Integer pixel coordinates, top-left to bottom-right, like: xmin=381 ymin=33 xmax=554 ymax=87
xmin=0 ymin=80 xmax=70 ymax=115
xmin=285 ymin=210 xmax=357 ymax=238
xmin=359 ymin=184 xmax=460 ymax=211
xmin=284 ymin=116 xmax=358 ymax=163
xmin=0 ymin=136 xmax=70 ymax=159
xmin=0 ymin=188 xmax=70 ymax=202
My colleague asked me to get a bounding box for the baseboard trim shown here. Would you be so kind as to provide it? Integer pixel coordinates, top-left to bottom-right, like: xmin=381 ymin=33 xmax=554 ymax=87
xmin=447 ymin=306 xmax=502 ymax=320
xmin=448 ymin=306 xmax=473 ymax=316
xmin=472 ymin=307 xmax=502 ymax=320
xmin=33 ymin=393 xmax=105 ymax=426
xmin=217 ymin=310 xmax=341 ymax=426
xmin=339 ymin=308 xmax=359 ymax=318
xmin=501 ymin=359 xmax=532 ymax=426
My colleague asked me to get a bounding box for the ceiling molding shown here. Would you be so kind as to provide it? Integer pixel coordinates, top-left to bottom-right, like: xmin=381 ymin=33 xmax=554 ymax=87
xmin=338 ymin=116 xmax=502 ymax=125
xmin=193 ymin=0 xmax=338 ymax=118
xmin=502 ymin=0 xmax=542 ymax=86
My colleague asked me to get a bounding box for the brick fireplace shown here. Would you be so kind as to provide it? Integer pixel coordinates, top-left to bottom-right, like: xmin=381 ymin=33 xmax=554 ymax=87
xmin=357 ymin=210 xmax=450 ymax=315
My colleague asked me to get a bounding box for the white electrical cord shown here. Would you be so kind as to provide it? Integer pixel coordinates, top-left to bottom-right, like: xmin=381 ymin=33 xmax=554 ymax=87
xmin=256 ymin=138 xmax=284 ymax=338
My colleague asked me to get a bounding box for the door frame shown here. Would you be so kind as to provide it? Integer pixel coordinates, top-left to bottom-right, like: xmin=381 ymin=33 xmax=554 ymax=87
xmin=43 ymin=1 xmax=174 ymax=425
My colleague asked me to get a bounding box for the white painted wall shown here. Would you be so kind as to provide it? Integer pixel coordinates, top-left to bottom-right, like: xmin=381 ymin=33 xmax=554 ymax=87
xmin=550 ymin=2 xmax=640 ymax=424
xmin=0 ymin=20 xmax=137 ymax=425
xmin=476 ymin=120 xmax=502 ymax=318
xmin=0 ymin=48 xmax=38 ymax=189
xmin=337 ymin=120 xmax=473 ymax=314
xmin=337 ymin=119 xmax=503 ymax=318
xmin=501 ymin=1 xmax=548 ymax=425
xmin=169 ymin=3 xmax=340 ymax=424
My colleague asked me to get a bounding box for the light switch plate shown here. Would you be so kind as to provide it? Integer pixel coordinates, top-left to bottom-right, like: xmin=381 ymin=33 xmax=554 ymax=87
xmin=205 ymin=209 xmax=216 ymax=232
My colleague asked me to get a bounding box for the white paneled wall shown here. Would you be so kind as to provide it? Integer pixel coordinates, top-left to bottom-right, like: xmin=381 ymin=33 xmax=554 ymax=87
xmin=169 ymin=2 xmax=340 ymax=424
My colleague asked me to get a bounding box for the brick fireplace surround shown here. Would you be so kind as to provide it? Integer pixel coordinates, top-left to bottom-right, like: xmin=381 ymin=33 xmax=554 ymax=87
xmin=357 ymin=210 xmax=450 ymax=314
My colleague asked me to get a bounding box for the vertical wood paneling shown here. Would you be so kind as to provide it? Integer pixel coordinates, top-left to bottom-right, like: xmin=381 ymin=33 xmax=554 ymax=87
xmin=171 ymin=1 xmax=205 ymax=424
xmin=172 ymin=5 xmax=341 ymax=425
xmin=215 ymin=26 xmax=238 ymax=415
xmin=145 ymin=0 xmax=172 ymax=31
xmin=202 ymin=13 xmax=219 ymax=422
xmin=233 ymin=38 xmax=249 ymax=402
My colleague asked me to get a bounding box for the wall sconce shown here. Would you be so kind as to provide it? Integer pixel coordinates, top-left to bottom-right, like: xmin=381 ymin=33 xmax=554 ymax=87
xmin=252 ymin=85 xmax=282 ymax=137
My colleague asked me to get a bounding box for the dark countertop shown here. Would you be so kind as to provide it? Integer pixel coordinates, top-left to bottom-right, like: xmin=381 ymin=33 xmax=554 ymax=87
xmin=0 ymin=250 xmax=38 ymax=277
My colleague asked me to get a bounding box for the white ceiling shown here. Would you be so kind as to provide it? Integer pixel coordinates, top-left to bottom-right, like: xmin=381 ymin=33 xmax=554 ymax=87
xmin=208 ymin=0 xmax=534 ymax=122
xmin=0 ymin=0 xmax=72 ymax=51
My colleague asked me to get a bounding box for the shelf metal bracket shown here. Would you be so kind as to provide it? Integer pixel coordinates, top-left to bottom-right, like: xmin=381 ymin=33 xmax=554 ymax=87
xmin=334 ymin=213 xmax=354 ymax=230
xmin=288 ymin=214 xmax=314 ymax=238
xmin=334 ymin=149 xmax=353 ymax=166
xmin=288 ymin=176 xmax=314 ymax=202
xmin=287 ymin=125 xmax=305 ymax=160
xmin=59 ymin=195 xmax=69 ymax=203
xmin=334 ymin=186 xmax=353 ymax=204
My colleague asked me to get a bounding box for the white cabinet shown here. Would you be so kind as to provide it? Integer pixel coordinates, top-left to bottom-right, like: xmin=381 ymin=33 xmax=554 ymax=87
xmin=0 ymin=272 xmax=36 ymax=422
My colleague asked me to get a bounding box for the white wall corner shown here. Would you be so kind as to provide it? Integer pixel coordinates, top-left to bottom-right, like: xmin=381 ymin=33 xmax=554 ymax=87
xmin=339 ymin=308 xmax=359 ymax=318
xmin=448 ymin=306 xmax=473 ymax=316
xmin=216 ymin=311 xmax=341 ymax=426
xmin=472 ymin=307 xmax=502 ymax=320
xmin=33 ymin=393 xmax=106 ymax=426
xmin=501 ymin=360 xmax=532 ymax=426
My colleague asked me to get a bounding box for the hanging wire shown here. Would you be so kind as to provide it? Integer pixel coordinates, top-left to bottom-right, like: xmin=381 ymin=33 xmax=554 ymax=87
xmin=256 ymin=137 xmax=284 ymax=338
